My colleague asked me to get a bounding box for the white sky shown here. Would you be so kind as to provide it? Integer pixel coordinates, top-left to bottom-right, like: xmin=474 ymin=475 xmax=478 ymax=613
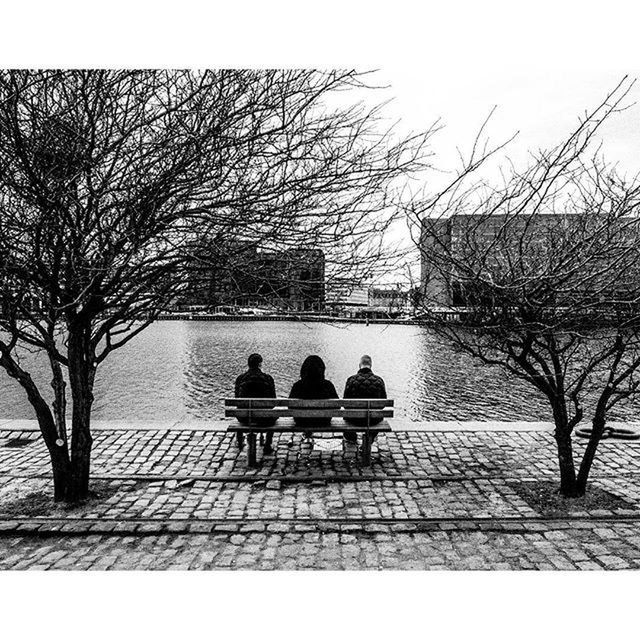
xmin=375 ymin=67 xmax=640 ymax=187
xmin=3 ymin=3 xmax=639 ymax=183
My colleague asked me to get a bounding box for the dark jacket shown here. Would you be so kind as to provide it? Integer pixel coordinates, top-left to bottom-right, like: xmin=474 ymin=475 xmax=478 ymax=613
xmin=235 ymin=368 xmax=276 ymax=398
xmin=344 ymin=368 xmax=386 ymax=399
xmin=290 ymin=379 xmax=338 ymax=400
xmin=235 ymin=367 xmax=276 ymax=426
xmin=289 ymin=378 xmax=338 ymax=428
xmin=343 ymin=367 xmax=386 ymax=426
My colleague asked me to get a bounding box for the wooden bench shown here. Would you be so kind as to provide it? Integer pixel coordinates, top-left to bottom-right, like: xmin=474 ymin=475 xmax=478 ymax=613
xmin=224 ymin=398 xmax=394 ymax=467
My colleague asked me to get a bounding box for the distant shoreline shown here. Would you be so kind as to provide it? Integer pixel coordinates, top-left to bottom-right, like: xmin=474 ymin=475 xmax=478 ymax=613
xmin=157 ymin=314 xmax=423 ymax=326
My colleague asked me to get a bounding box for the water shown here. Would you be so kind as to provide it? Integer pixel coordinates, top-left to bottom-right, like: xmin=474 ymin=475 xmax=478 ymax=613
xmin=0 ymin=320 xmax=637 ymax=422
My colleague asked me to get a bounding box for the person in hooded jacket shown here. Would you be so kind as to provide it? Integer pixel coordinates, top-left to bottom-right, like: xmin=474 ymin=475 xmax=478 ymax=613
xmin=289 ymin=355 xmax=338 ymax=433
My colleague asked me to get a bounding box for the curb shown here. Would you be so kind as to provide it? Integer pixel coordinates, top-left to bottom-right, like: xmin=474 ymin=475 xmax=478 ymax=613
xmin=0 ymin=473 xmax=551 ymax=483
xmin=2 ymin=515 xmax=640 ymax=537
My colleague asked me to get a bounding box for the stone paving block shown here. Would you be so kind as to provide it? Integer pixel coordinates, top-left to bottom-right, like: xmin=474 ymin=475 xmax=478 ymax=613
xmin=186 ymin=523 xmax=213 ymax=534
xmin=138 ymin=523 xmax=164 ymax=534
xmin=112 ymin=522 xmax=140 ymax=534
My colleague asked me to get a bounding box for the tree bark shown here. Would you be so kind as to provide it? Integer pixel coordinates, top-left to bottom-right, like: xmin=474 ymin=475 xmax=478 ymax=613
xmin=552 ymin=400 xmax=578 ymax=497
xmin=48 ymin=356 xmax=71 ymax=501
xmin=47 ymin=428 xmax=72 ymax=502
xmin=576 ymin=410 xmax=607 ymax=496
xmin=32 ymin=399 xmax=71 ymax=502
xmin=65 ymin=325 xmax=96 ymax=502
xmin=66 ymin=427 xmax=92 ymax=502
xmin=555 ymin=430 xmax=578 ymax=496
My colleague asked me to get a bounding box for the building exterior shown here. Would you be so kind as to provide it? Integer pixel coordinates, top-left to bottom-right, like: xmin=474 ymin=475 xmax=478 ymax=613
xmin=420 ymin=213 xmax=640 ymax=308
xmin=325 ymin=280 xmax=416 ymax=318
xmin=420 ymin=216 xmax=452 ymax=307
xmin=183 ymin=244 xmax=325 ymax=312
xmin=325 ymin=279 xmax=369 ymax=316
xmin=367 ymin=287 xmax=410 ymax=315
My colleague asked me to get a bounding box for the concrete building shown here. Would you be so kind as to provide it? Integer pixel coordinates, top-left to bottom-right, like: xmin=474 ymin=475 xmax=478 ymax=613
xmin=420 ymin=216 xmax=452 ymax=307
xmin=420 ymin=213 xmax=640 ymax=308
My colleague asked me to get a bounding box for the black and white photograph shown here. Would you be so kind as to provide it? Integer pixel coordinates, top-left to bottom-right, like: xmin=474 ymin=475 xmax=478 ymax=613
xmin=1 ymin=2 xmax=639 ymax=638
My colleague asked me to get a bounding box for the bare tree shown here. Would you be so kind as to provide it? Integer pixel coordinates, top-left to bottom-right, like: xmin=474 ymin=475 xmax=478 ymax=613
xmin=408 ymin=78 xmax=640 ymax=497
xmin=0 ymin=69 xmax=433 ymax=502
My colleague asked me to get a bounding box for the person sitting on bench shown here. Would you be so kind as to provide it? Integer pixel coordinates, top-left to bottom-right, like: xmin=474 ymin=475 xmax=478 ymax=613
xmin=343 ymin=354 xmax=387 ymax=445
xmin=234 ymin=353 xmax=277 ymax=454
xmin=289 ymin=355 xmax=338 ymax=443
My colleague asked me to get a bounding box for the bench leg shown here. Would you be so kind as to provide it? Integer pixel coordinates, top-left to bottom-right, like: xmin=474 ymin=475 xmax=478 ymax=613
xmin=236 ymin=431 xmax=245 ymax=449
xmin=247 ymin=433 xmax=258 ymax=467
xmin=361 ymin=432 xmax=372 ymax=466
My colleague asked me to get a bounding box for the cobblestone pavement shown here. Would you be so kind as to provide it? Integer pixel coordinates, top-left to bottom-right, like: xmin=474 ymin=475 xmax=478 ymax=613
xmin=1 ymin=428 xmax=640 ymax=569
xmin=2 ymin=428 xmax=640 ymax=479
xmin=1 ymin=522 xmax=640 ymax=570
xmin=2 ymin=475 xmax=639 ymax=521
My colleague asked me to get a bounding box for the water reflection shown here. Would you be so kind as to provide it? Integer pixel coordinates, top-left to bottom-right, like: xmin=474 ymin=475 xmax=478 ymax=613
xmin=94 ymin=320 xmax=189 ymax=420
xmin=0 ymin=320 xmax=637 ymax=422
xmin=406 ymin=331 xmax=550 ymax=421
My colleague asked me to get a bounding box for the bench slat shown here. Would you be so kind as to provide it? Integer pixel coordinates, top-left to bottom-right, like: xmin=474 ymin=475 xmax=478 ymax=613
xmin=225 ymin=409 xmax=394 ymax=419
xmin=225 ymin=398 xmax=394 ymax=409
xmin=227 ymin=418 xmax=392 ymax=433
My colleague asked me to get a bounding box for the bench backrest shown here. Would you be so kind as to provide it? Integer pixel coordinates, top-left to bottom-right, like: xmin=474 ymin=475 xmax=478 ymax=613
xmin=224 ymin=398 xmax=394 ymax=420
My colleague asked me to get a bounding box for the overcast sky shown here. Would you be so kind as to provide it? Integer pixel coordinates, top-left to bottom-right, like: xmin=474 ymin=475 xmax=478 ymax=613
xmin=376 ymin=67 xmax=640 ymax=187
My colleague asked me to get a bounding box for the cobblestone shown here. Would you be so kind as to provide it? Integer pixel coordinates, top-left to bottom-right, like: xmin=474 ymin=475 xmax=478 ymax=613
xmin=3 ymin=429 xmax=640 ymax=480
xmin=1 ymin=474 xmax=637 ymax=522
xmin=0 ymin=521 xmax=638 ymax=569
xmin=2 ymin=427 xmax=640 ymax=569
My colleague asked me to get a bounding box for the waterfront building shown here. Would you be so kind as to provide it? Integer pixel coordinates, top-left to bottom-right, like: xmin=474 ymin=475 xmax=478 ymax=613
xmin=325 ymin=279 xmax=369 ymax=316
xmin=367 ymin=286 xmax=411 ymax=315
xmin=182 ymin=243 xmax=325 ymax=312
xmin=325 ymin=279 xmax=415 ymax=319
xmin=420 ymin=213 xmax=640 ymax=308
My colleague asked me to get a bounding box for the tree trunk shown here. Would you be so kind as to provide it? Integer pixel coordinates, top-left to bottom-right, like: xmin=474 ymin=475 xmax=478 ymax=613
xmin=65 ymin=326 xmax=96 ymax=502
xmin=48 ymin=356 xmax=71 ymax=501
xmin=555 ymin=431 xmax=578 ymax=496
xmin=552 ymin=401 xmax=578 ymax=497
xmin=576 ymin=410 xmax=607 ymax=496
xmin=49 ymin=436 xmax=72 ymax=502
xmin=66 ymin=427 xmax=93 ymax=502
xmin=33 ymin=403 xmax=71 ymax=502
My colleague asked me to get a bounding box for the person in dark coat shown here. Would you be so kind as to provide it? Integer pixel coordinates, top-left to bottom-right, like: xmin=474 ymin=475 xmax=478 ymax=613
xmin=289 ymin=355 xmax=338 ymax=431
xmin=234 ymin=353 xmax=277 ymax=453
xmin=343 ymin=354 xmax=387 ymax=443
